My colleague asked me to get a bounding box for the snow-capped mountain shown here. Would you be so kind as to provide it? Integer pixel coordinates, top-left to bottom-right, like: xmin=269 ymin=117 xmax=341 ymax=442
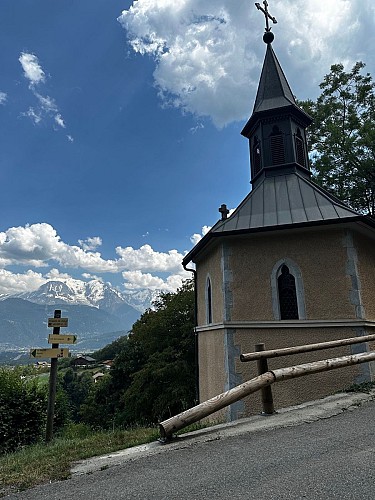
xmin=0 ymin=279 xmax=164 ymax=353
xmin=14 ymin=279 xmax=160 ymax=314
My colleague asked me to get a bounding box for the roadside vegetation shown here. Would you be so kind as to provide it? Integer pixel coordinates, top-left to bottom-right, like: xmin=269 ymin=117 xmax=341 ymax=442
xmin=0 ymin=280 xmax=196 ymax=495
xmin=0 ymin=424 xmax=159 ymax=496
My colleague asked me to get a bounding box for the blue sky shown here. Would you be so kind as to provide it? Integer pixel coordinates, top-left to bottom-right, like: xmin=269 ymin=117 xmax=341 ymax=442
xmin=0 ymin=0 xmax=374 ymax=296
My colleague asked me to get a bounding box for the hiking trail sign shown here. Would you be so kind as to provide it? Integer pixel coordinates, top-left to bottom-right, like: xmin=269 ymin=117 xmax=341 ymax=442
xmin=48 ymin=334 xmax=77 ymax=344
xmin=30 ymin=348 xmax=70 ymax=358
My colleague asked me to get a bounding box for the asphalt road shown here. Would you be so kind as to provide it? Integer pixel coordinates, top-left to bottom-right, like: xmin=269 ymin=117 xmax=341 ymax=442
xmin=5 ymin=399 xmax=375 ymax=500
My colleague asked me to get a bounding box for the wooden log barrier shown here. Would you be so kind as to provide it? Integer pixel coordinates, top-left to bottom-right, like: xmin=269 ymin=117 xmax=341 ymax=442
xmin=159 ymin=351 xmax=375 ymax=440
xmin=159 ymin=372 xmax=275 ymax=440
xmin=240 ymin=334 xmax=375 ymax=362
xmin=271 ymin=352 xmax=375 ymax=382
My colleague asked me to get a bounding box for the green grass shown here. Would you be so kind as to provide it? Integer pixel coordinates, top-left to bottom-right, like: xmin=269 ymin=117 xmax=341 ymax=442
xmin=0 ymin=424 xmax=159 ymax=497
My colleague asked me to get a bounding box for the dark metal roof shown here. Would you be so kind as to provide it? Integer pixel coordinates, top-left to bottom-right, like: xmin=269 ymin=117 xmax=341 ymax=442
xmin=241 ymin=43 xmax=312 ymax=137
xmin=213 ymin=173 xmax=359 ymax=233
xmin=253 ymin=43 xmax=296 ymax=113
xmin=182 ymin=173 xmax=374 ymax=265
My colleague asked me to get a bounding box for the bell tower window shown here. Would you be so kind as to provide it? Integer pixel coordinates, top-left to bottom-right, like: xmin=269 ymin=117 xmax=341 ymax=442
xmin=270 ymin=126 xmax=285 ymax=165
xmin=252 ymin=136 xmax=262 ymax=175
xmin=295 ymin=128 xmax=306 ymax=167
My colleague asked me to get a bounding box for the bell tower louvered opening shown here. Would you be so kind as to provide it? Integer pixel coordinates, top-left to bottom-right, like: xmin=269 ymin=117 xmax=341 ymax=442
xmin=295 ymin=128 xmax=306 ymax=168
xmin=252 ymin=136 xmax=262 ymax=175
xmin=270 ymin=126 xmax=285 ymax=165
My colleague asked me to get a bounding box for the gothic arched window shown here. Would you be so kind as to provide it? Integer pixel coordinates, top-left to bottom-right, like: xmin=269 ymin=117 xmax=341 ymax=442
xmin=270 ymin=126 xmax=285 ymax=165
xmin=252 ymin=136 xmax=262 ymax=175
xmin=271 ymin=259 xmax=306 ymax=320
xmin=277 ymin=265 xmax=298 ymax=319
xmin=295 ymin=128 xmax=306 ymax=167
xmin=206 ymin=277 xmax=212 ymax=324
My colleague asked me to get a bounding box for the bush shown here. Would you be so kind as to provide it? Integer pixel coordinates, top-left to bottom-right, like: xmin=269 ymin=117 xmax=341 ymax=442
xmin=0 ymin=368 xmax=47 ymax=453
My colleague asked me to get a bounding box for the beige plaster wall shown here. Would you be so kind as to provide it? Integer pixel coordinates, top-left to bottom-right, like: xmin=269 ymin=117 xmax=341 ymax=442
xmin=355 ymin=232 xmax=375 ymax=320
xmin=196 ymin=245 xmax=223 ymax=326
xmin=234 ymin=327 xmax=365 ymax=417
xmin=228 ymin=229 xmax=354 ymax=321
xmin=198 ymin=328 xmax=227 ymax=422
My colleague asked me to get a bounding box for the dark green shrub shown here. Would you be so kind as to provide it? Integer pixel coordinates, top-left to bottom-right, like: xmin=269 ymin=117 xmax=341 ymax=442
xmin=0 ymin=368 xmax=46 ymax=453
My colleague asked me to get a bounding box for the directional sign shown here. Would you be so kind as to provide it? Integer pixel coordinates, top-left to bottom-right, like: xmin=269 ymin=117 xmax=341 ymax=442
xmin=30 ymin=348 xmax=70 ymax=359
xmin=48 ymin=334 xmax=77 ymax=345
xmin=48 ymin=318 xmax=68 ymax=328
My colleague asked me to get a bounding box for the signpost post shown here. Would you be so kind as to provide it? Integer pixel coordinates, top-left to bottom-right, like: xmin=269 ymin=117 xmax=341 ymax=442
xmin=30 ymin=309 xmax=76 ymax=442
xmin=45 ymin=310 xmax=68 ymax=443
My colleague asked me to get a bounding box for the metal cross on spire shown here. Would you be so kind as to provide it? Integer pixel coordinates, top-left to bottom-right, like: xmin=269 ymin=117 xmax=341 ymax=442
xmin=255 ymin=1 xmax=277 ymax=32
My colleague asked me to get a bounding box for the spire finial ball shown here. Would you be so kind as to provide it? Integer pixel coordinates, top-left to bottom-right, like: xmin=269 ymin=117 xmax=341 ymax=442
xmin=263 ymin=31 xmax=274 ymax=44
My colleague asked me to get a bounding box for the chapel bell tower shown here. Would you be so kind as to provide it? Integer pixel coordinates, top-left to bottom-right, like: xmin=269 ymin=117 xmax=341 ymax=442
xmin=241 ymin=3 xmax=312 ymax=187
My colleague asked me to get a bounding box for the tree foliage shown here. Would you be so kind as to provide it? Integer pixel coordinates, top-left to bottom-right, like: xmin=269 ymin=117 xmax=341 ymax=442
xmin=0 ymin=368 xmax=46 ymax=453
xmin=299 ymin=62 xmax=375 ymax=216
xmin=81 ymin=280 xmax=196 ymax=428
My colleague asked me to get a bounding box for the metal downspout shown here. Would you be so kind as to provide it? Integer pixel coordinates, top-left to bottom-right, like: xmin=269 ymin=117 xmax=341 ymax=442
xmin=183 ymin=263 xmax=199 ymax=404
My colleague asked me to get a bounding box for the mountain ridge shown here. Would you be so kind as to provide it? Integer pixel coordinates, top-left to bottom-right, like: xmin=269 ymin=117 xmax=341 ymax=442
xmin=0 ymin=279 xmax=162 ymax=353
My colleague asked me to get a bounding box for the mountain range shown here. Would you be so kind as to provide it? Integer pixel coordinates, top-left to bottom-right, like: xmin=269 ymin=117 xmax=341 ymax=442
xmin=0 ymin=279 xmax=162 ymax=355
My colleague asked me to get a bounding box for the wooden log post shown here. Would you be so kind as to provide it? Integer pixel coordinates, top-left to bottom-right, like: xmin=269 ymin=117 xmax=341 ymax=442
xmin=45 ymin=309 xmax=61 ymax=443
xmin=255 ymin=343 xmax=275 ymax=415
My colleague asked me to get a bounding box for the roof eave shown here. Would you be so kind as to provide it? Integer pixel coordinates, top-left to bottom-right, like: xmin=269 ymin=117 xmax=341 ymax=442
xmin=182 ymin=215 xmax=374 ymax=266
xmin=241 ymin=104 xmax=312 ymax=138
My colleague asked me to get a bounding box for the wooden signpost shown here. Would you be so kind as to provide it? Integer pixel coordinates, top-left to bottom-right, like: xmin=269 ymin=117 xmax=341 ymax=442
xmin=29 ymin=310 xmax=76 ymax=443
xmin=30 ymin=348 xmax=70 ymax=359
xmin=48 ymin=334 xmax=77 ymax=345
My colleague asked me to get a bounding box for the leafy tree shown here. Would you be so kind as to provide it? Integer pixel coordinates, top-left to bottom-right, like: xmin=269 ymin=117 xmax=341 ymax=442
xmin=116 ymin=280 xmax=195 ymax=425
xmin=0 ymin=367 xmax=46 ymax=453
xmin=299 ymin=62 xmax=375 ymax=216
xmin=91 ymin=335 xmax=129 ymax=362
xmin=61 ymin=369 xmax=94 ymax=422
xmin=79 ymin=375 xmax=118 ymax=429
xmin=80 ymin=280 xmax=196 ymax=428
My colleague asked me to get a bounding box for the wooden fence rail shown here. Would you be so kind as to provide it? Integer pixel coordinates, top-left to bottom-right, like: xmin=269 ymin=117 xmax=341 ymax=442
xmin=159 ymin=350 xmax=375 ymax=441
xmin=240 ymin=334 xmax=375 ymax=362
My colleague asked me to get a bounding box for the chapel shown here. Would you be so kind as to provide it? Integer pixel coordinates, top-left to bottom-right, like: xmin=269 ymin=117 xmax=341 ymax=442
xmin=182 ymin=3 xmax=375 ymax=421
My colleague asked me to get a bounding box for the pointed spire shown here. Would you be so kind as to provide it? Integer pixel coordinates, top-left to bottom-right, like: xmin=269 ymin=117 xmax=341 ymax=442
xmin=253 ymin=44 xmax=296 ymax=114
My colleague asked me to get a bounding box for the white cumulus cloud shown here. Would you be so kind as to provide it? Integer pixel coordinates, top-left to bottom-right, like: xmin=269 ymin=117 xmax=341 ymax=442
xmin=19 ymin=52 xmax=46 ymax=86
xmin=54 ymin=113 xmax=66 ymax=128
xmin=119 ymin=0 xmax=373 ymax=127
xmin=19 ymin=52 xmax=69 ymax=132
xmin=78 ymin=236 xmax=102 ymax=252
xmin=0 ymin=92 xmax=7 ymax=105
xmin=0 ymin=223 xmax=115 ymax=272
xmin=190 ymin=224 xmax=212 ymax=245
xmin=122 ymin=270 xmax=187 ymax=291
xmin=0 ymin=222 xmax=233 ymax=295
xmin=0 ymin=269 xmax=46 ymax=296
xmin=116 ymin=244 xmax=185 ymax=273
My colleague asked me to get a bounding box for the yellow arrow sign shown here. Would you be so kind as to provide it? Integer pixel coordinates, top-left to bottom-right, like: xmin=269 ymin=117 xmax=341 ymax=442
xmin=30 ymin=348 xmax=70 ymax=359
xmin=48 ymin=318 xmax=69 ymax=328
xmin=48 ymin=334 xmax=77 ymax=345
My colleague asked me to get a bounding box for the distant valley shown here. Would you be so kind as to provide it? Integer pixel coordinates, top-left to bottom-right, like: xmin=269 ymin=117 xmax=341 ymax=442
xmin=0 ymin=279 xmax=161 ymax=359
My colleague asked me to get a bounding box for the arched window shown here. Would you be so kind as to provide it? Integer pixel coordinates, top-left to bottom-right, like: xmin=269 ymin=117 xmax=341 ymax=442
xmin=278 ymin=265 xmax=298 ymax=319
xmin=252 ymin=136 xmax=262 ymax=175
xmin=270 ymin=126 xmax=285 ymax=165
xmin=271 ymin=259 xmax=306 ymax=320
xmin=206 ymin=277 xmax=212 ymax=324
xmin=295 ymin=128 xmax=306 ymax=167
